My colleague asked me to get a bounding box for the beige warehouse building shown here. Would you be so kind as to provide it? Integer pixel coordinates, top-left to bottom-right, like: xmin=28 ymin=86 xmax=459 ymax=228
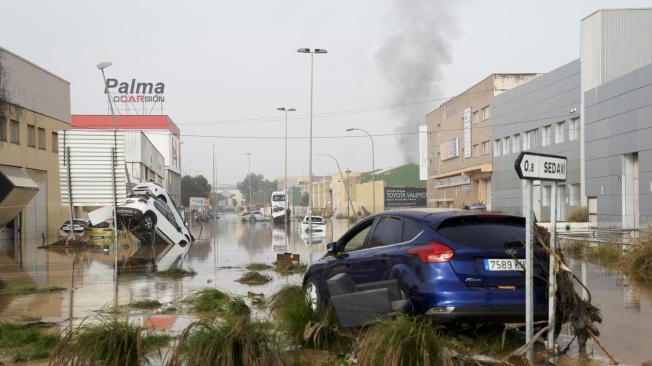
xmin=427 ymin=74 xmax=537 ymax=209
xmin=0 ymin=47 xmax=70 ymax=258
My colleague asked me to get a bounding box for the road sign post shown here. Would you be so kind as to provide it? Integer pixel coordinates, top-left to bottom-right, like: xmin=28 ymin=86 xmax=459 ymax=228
xmin=514 ymin=152 xmax=567 ymax=362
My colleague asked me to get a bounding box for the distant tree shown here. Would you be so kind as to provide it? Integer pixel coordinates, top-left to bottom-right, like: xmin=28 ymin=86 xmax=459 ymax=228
xmin=181 ymin=175 xmax=211 ymax=207
xmin=237 ymin=173 xmax=277 ymax=205
xmin=299 ymin=192 xmax=309 ymax=206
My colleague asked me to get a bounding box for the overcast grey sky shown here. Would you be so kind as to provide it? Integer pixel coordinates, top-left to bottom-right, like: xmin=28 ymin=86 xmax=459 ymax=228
xmin=1 ymin=0 xmax=650 ymax=185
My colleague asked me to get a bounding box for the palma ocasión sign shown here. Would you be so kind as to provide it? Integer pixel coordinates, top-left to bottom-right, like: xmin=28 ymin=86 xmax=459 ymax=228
xmin=514 ymin=152 xmax=567 ymax=182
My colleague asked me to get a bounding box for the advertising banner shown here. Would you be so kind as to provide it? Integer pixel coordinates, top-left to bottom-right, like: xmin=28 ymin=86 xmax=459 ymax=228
xmin=384 ymin=187 xmax=427 ymax=208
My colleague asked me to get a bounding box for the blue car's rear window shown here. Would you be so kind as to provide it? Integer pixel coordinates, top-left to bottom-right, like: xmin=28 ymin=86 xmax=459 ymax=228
xmin=436 ymin=215 xmax=525 ymax=248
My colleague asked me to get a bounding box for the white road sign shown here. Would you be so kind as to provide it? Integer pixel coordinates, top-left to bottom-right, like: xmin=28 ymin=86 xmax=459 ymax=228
xmin=515 ymin=152 xmax=567 ymax=181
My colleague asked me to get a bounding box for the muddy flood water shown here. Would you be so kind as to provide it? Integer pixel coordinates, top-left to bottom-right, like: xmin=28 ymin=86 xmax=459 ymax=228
xmin=1 ymin=214 xmax=651 ymax=365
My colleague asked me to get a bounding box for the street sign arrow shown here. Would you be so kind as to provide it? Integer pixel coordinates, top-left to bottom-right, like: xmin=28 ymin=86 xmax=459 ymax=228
xmin=514 ymin=152 xmax=567 ymax=181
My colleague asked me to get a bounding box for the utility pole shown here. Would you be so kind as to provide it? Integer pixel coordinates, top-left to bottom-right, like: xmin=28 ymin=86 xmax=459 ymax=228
xmin=97 ymin=61 xmax=120 ymax=308
xmin=346 ymin=128 xmax=375 ymax=212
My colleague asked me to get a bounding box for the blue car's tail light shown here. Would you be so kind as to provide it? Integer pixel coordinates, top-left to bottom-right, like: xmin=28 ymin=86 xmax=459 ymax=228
xmin=406 ymin=242 xmax=455 ymax=263
xmin=426 ymin=306 xmax=456 ymax=314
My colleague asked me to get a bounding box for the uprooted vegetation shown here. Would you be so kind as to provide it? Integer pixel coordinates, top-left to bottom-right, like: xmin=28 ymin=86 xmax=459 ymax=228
xmin=269 ymin=285 xmax=351 ymax=352
xmin=622 ymin=233 xmax=652 ymax=281
xmin=0 ymin=322 xmax=60 ymax=363
xmin=236 ymin=271 xmax=273 ymax=285
xmin=273 ymin=260 xmax=308 ymax=275
xmin=153 ymin=266 xmax=197 ymax=277
xmin=167 ymin=317 xmax=281 ymax=366
xmin=129 ymin=299 xmax=163 ymax=309
xmin=184 ymin=288 xmax=231 ymax=315
xmin=566 ymin=207 xmax=589 ymax=222
xmin=49 ymin=318 xmax=172 ymax=365
xmin=561 ymin=231 xmax=652 ymax=279
xmin=246 ymin=262 xmax=274 ymax=271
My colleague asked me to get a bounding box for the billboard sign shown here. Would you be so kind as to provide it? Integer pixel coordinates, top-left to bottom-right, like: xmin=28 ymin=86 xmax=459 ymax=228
xmin=384 ymin=187 xmax=427 ymax=208
xmin=463 ymin=107 xmax=471 ymax=159
xmin=418 ymin=125 xmax=428 ymax=181
xmin=440 ymin=137 xmax=459 ymax=161
xmin=189 ymin=197 xmax=209 ymax=210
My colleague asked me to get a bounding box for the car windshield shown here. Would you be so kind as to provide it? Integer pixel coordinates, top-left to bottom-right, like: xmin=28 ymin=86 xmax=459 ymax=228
xmin=272 ymin=195 xmax=285 ymax=201
xmin=436 ymin=215 xmax=525 ymax=248
xmin=305 ymin=217 xmax=323 ymax=223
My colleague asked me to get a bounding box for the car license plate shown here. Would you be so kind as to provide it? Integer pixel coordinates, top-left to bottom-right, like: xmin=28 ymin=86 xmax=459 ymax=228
xmin=484 ymin=259 xmax=524 ymax=271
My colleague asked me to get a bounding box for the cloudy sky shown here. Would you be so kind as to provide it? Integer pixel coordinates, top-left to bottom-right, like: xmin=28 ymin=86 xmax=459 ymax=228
xmin=1 ymin=0 xmax=650 ymax=184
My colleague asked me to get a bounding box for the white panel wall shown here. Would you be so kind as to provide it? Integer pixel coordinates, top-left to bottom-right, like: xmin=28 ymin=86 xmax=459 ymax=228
xmin=59 ymin=130 xmax=127 ymax=206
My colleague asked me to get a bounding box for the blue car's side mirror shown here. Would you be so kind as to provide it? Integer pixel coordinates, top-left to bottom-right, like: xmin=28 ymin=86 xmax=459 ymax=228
xmin=327 ymin=241 xmax=336 ymax=253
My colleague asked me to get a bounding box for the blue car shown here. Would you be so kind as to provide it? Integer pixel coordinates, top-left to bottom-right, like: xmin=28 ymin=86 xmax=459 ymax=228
xmin=303 ymin=209 xmax=548 ymax=322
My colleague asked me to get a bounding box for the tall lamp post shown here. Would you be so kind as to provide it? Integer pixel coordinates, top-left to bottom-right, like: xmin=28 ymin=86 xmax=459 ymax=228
xmin=317 ymin=154 xmax=353 ymax=229
xmin=346 ymin=128 xmax=375 ymax=213
xmin=245 ymin=153 xmax=252 ymax=209
xmin=97 ymin=61 xmax=120 ymax=308
xmin=277 ymin=107 xmax=296 ymax=232
xmin=297 ymin=48 xmax=327 ymax=261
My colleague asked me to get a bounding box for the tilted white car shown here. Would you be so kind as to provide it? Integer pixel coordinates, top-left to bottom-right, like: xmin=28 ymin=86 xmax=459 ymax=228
xmin=130 ymin=182 xmax=192 ymax=239
xmin=117 ymin=194 xmax=192 ymax=269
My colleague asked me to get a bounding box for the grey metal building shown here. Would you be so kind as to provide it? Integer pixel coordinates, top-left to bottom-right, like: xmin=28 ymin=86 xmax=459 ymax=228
xmin=492 ymin=60 xmax=581 ymax=221
xmin=585 ymin=62 xmax=652 ymax=228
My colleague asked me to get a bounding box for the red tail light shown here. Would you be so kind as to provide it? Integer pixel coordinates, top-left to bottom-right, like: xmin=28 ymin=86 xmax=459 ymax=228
xmin=406 ymin=242 xmax=455 ymax=263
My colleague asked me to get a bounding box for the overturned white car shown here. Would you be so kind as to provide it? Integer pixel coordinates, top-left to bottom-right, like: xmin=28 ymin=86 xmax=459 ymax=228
xmin=89 ymin=183 xmax=194 ymax=270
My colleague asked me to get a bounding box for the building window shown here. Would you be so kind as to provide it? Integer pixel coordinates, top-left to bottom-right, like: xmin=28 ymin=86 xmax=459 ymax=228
xmin=555 ymin=121 xmax=565 ymax=144
xmin=493 ymin=139 xmax=500 ymax=157
xmin=37 ymin=127 xmax=46 ymax=150
xmin=10 ymin=120 xmax=19 ymax=144
xmin=27 ymin=124 xmax=36 ymax=147
xmin=541 ymin=125 xmax=551 ymax=146
xmin=482 ymin=106 xmax=491 ymax=120
xmin=472 ymin=111 xmax=479 ymax=124
xmin=502 ymin=136 xmax=510 ymax=155
xmin=0 ymin=117 xmax=6 ymax=142
xmin=512 ymin=133 xmax=520 ymax=153
xmin=52 ymin=132 xmax=59 ymax=153
xmin=542 ymin=186 xmax=551 ymax=206
xmin=569 ymin=183 xmax=580 ymax=206
xmin=525 ymin=129 xmax=539 ymax=149
xmin=473 ymin=144 xmax=479 ymax=156
xmin=482 ymin=141 xmax=490 ymax=155
xmin=521 ymin=133 xmax=528 ymax=151
xmin=569 ymin=118 xmax=579 ymax=141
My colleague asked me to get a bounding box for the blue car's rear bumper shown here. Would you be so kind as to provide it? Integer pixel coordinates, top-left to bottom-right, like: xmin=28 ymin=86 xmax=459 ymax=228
xmin=407 ymin=263 xmax=548 ymax=322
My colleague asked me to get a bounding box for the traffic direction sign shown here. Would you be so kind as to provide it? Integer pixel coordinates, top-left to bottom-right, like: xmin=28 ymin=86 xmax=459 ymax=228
xmin=514 ymin=152 xmax=567 ymax=181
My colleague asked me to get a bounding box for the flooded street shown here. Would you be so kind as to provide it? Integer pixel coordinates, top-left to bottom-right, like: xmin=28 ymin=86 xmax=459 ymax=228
xmin=1 ymin=216 xmax=652 ymax=364
xmin=0 ymin=215 xmax=351 ymax=326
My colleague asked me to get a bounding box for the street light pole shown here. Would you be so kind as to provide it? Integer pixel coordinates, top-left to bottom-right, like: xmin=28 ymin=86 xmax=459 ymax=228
xmin=297 ymin=48 xmax=327 ymax=262
xmin=346 ymin=128 xmax=375 ymax=213
xmin=277 ymin=107 xmax=296 ymax=232
xmin=318 ymin=154 xmax=353 ymax=229
xmin=245 ymin=153 xmax=252 ymax=209
xmin=97 ymin=61 xmax=120 ymax=308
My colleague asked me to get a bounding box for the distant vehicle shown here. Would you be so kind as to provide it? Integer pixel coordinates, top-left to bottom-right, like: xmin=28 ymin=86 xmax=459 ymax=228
xmin=58 ymin=219 xmax=89 ymax=238
xmin=117 ymin=194 xmax=192 ymax=268
xmin=271 ymin=191 xmax=289 ymax=224
xmin=300 ymin=216 xmax=326 ymax=234
xmin=251 ymin=211 xmax=269 ymax=222
xmin=84 ymin=221 xmax=114 ymax=247
xmin=302 ymin=210 xmax=549 ymax=322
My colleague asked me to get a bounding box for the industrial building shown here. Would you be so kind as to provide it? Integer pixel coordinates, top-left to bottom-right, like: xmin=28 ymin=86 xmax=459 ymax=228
xmin=58 ymin=129 xmax=165 ymax=217
xmin=426 ymin=74 xmax=538 ymax=209
xmin=0 ymin=47 xmax=70 ymax=257
xmin=71 ymin=115 xmax=182 ymax=203
xmin=490 ymin=8 xmax=652 ymax=229
xmin=492 ymin=60 xmax=581 ymax=221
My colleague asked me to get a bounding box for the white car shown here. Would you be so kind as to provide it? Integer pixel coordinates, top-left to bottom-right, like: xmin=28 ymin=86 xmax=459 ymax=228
xmin=300 ymin=216 xmax=326 ymax=234
xmin=117 ymin=194 xmax=192 ymax=269
xmin=131 ymin=182 xmax=191 ymax=238
xmin=251 ymin=211 xmax=270 ymax=222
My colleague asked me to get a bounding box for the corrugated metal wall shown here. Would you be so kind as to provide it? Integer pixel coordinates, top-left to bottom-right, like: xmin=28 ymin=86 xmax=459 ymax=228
xmin=59 ymin=130 xmax=127 ymax=206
